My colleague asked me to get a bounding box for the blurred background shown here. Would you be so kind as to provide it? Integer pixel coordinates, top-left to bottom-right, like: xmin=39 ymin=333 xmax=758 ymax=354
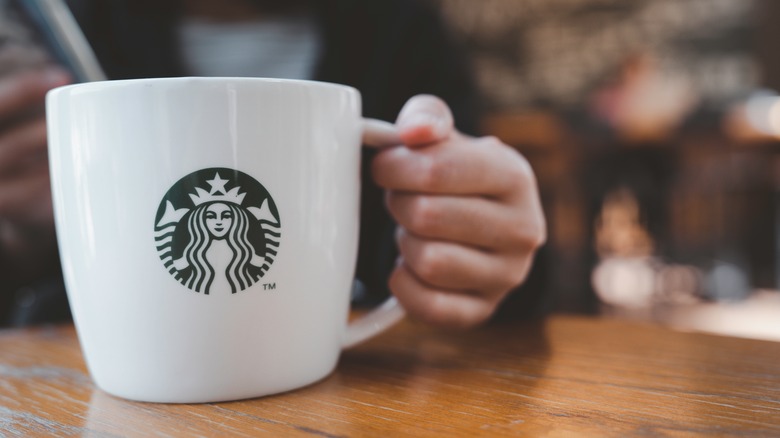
xmin=434 ymin=0 xmax=780 ymax=341
xmin=3 ymin=0 xmax=778 ymax=339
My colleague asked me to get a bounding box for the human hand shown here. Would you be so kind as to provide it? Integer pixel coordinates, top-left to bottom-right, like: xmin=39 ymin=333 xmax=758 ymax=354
xmin=0 ymin=68 xmax=70 ymax=253
xmin=367 ymin=95 xmax=546 ymax=328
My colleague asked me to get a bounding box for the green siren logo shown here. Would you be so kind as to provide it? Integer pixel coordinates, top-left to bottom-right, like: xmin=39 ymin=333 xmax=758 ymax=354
xmin=154 ymin=168 xmax=280 ymax=294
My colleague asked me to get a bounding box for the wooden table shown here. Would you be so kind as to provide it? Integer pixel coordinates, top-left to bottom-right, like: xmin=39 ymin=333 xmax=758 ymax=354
xmin=2 ymin=316 xmax=779 ymax=437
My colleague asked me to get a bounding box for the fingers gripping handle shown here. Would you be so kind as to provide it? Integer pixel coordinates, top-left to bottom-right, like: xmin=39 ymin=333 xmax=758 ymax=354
xmin=341 ymin=119 xmax=406 ymax=349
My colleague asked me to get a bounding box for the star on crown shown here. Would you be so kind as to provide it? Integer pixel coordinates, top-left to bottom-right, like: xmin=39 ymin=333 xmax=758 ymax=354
xmin=189 ymin=172 xmax=247 ymax=206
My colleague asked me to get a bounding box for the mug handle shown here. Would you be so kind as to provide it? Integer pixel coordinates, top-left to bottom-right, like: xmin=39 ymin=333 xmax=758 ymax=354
xmin=341 ymin=119 xmax=407 ymax=348
xmin=343 ymin=296 xmax=406 ymax=348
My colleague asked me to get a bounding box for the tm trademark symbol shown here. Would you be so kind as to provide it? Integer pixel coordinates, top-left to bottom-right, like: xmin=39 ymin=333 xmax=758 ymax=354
xmin=263 ymin=283 xmax=277 ymax=291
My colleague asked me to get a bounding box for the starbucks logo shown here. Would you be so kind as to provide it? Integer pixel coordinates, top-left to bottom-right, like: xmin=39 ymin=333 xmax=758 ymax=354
xmin=154 ymin=168 xmax=281 ymax=294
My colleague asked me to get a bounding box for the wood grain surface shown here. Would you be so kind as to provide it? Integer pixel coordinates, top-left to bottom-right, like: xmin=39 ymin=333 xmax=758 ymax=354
xmin=1 ymin=316 xmax=779 ymax=437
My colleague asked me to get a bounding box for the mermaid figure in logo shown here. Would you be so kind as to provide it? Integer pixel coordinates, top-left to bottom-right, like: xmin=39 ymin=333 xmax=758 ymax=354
xmin=176 ymin=201 xmax=265 ymax=294
xmin=163 ymin=172 xmax=277 ymax=294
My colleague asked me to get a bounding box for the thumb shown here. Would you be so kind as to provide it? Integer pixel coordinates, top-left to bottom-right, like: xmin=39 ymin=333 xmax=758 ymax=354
xmin=396 ymin=94 xmax=454 ymax=148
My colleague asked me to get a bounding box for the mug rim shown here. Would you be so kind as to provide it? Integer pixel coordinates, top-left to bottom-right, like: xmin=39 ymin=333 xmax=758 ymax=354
xmin=47 ymin=76 xmax=359 ymax=98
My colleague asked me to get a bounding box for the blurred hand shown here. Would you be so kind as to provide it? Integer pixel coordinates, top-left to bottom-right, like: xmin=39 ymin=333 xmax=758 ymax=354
xmin=0 ymin=68 xmax=70 ymax=254
xmin=368 ymin=95 xmax=546 ymax=328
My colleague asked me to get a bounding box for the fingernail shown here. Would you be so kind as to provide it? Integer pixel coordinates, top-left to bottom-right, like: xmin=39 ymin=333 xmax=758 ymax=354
xmin=400 ymin=112 xmax=448 ymax=137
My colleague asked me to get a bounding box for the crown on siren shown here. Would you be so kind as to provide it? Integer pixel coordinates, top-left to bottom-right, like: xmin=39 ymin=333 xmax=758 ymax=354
xmin=189 ymin=172 xmax=246 ymax=206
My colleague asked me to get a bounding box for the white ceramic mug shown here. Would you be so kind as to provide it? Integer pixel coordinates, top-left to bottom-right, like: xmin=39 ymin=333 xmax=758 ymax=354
xmin=46 ymin=77 xmax=404 ymax=403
